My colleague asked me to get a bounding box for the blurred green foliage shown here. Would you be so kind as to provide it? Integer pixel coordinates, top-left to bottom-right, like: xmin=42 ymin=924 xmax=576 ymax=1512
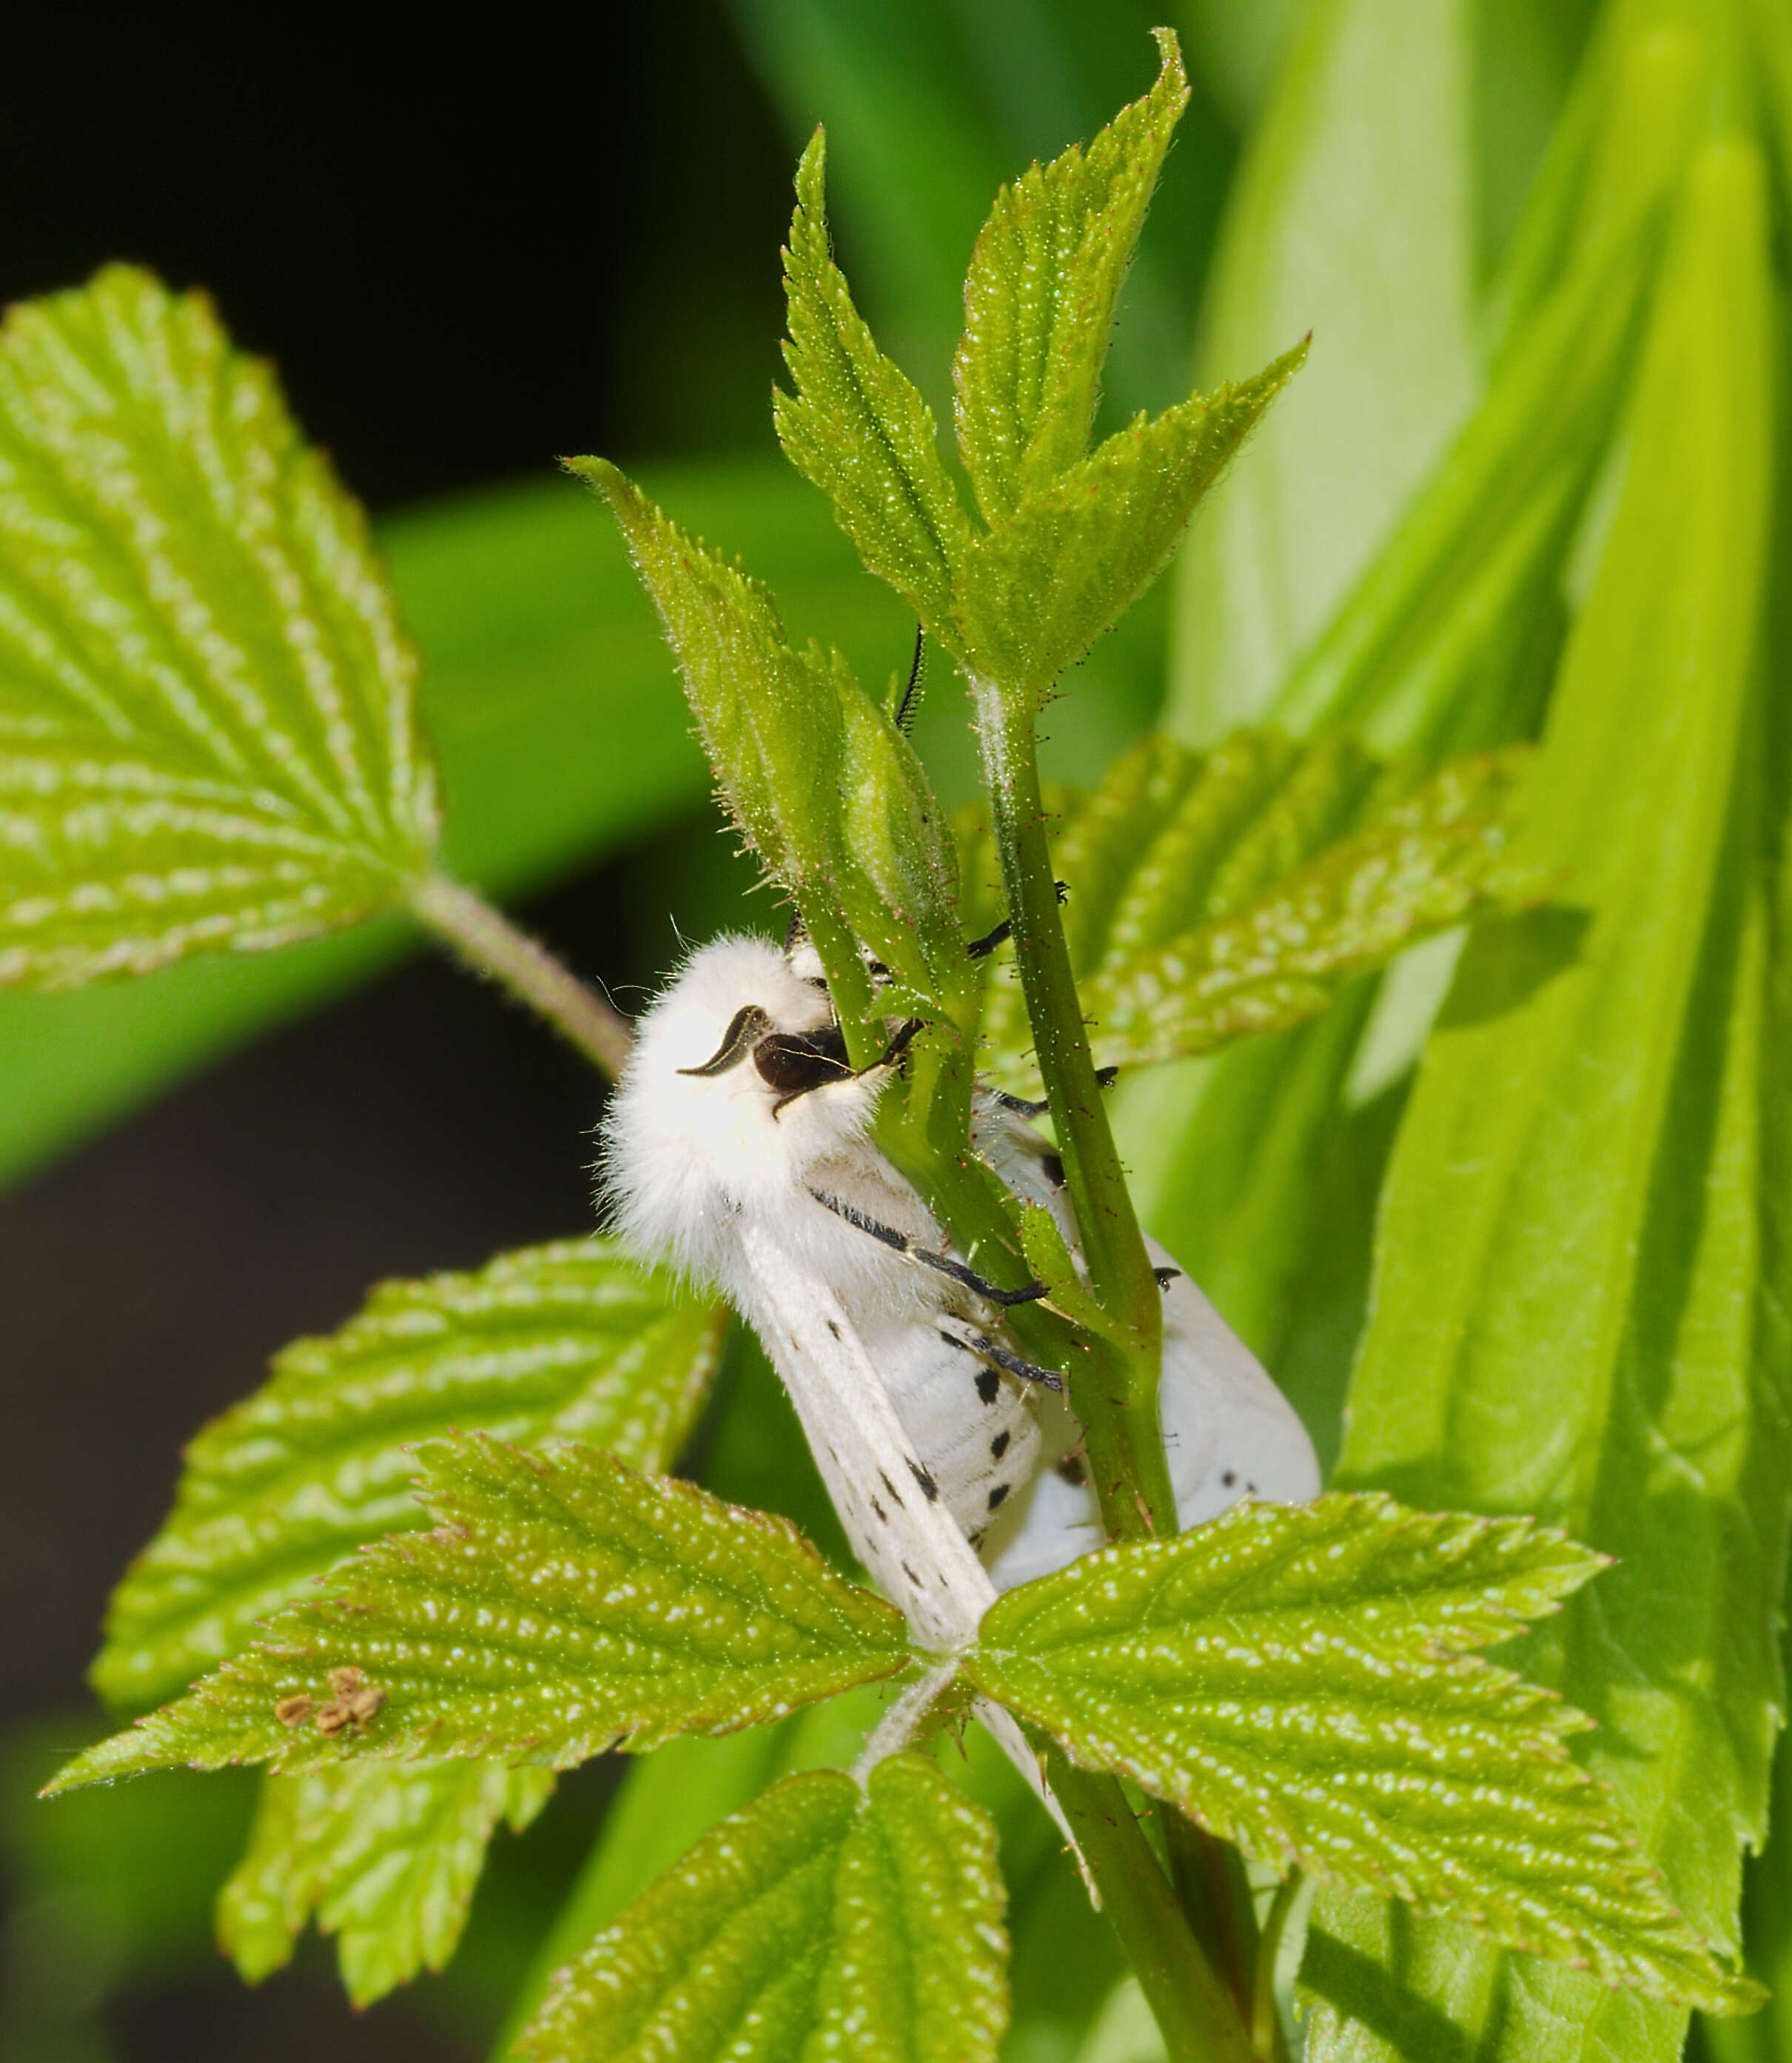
xmin=8 ymin=1 xmax=1792 ymax=2060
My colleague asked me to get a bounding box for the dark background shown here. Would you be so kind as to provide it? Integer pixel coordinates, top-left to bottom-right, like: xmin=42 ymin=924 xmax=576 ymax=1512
xmin=1 ymin=6 xmax=796 ymax=2057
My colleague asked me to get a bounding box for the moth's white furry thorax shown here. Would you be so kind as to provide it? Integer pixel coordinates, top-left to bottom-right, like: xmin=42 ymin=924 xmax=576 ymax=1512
xmin=600 ymin=934 xmax=944 ymax=1324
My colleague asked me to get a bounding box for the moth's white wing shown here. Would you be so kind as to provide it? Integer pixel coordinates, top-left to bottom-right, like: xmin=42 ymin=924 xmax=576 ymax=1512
xmin=983 ymin=1232 xmax=1320 ymax=1592
xmin=1157 ymin=1256 xmax=1320 ymax=1522
xmin=735 ymin=1218 xmax=997 ymax=1651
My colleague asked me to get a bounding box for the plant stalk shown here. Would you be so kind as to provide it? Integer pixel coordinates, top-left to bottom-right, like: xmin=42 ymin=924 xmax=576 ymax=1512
xmin=410 ymin=873 xmax=634 ymax=1080
xmin=1047 ymin=1750 xmax=1256 ymax=2063
xmin=1166 ymin=1811 xmax=1264 ymax=2030
xmin=970 ymin=678 xmax=1175 ymax=1538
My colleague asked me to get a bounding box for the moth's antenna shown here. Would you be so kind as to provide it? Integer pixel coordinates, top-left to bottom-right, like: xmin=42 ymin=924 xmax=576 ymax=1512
xmin=893 ymin=625 xmax=926 ymax=734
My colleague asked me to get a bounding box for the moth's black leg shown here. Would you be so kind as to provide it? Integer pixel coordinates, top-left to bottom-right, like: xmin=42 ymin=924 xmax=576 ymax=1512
xmin=806 ymin=1187 xmax=1048 ymax=1306
xmin=940 ymin=1323 xmax=1065 ymax=1394
xmin=868 ymin=1016 xmax=923 ymax=1072
xmin=967 ymin=883 xmax=1069 ymax=962
xmin=990 ymin=1087 xmax=1050 ymax=1119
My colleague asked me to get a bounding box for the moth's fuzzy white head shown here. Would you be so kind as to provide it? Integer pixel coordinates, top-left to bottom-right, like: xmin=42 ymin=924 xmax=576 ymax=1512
xmin=599 ymin=933 xmax=889 ymax=1288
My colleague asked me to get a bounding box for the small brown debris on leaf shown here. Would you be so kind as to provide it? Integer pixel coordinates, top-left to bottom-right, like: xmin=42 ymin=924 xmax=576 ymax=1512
xmin=274 ymin=1694 xmax=316 ymax=1727
xmin=312 ymin=1666 xmax=386 ymax=1737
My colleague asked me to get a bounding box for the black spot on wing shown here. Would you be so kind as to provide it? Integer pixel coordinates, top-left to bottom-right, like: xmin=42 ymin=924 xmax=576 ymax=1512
xmin=1056 ymin=1454 xmax=1087 ymax=1486
xmin=870 ymin=1499 xmax=887 ymax=1523
xmin=987 ymin=1483 xmax=1010 ymax=1511
xmin=990 ymin=1429 xmax=1010 ymax=1459
xmin=907 ymin=1460 xmax=940 ymax=1503
xmin=826 ymin=1318 xmax=842 ymax=1339
xmin=1041 ymin=1152 xmax=1065 ymax=1188
xmin=878 ymin=1471 xmax=904 ymax=1507
xmin=1221 ymin=1469 xmax=1237 ymax=1488
xmin=976 ymin=1369 xmax=1000 ymax=1406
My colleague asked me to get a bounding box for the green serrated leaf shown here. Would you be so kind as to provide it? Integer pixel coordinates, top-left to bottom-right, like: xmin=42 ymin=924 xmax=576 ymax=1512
xmin=517 ymin=1754 xmax=1007 ymax=2063
xmin=966 ymin=1492 xmax=1751 ymax=2010
xmin=93 ymin=1238 xmax=725 ymax=1714
xmin=575 ymin=457 xmax=842 ymax=888
xmin=953 ymin=27 xmax=1189 ymax=523
xmin=954 ymin=343 xmax=1306 ymax=711
xmin=574 ymin=457 xmax=968 ymax=1037
xmin=50 ymin=1435 xmax=912 ymax=1791
xmin=967 ymin=731 xmax=1535 ymax=1091
xmin=774 ymin=130 xmax=973 ymax=634
xmin=0 ymin=266 xmax=440 ymax=989
xmin=218 ymin=1758 xmax=553 ymax=2006
xmin=1078 ymin=746 xmax=1542 ymax=1069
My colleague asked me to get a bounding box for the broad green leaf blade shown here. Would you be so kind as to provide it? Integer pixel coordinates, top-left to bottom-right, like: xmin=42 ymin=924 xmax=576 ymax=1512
xmin=952 ymin=27 xmax=1188 ymax=522
xmin=517 ymin=1754 xmax=1007 ymax=2063
xmin=0 ymin=266 xmax=439 ymax=989
xmin=217 ymin=1759 xmax=553 ymax=2005
xmin=965 ymin=731 xmax=1533 ymax=1092
xmin=966 ymin=1493 xmax=1750 ymax=2009
xmin=1166 ymin=0 xmax=1480 ymax=741
xmin=953 ymin=343 xmax=1304 ymax=711
xmin=93 ymin=1238 xmax=725 ymax=1714
xmin=50 ymin=1435 xmax=912 ymax=1788
xmin=774 ymin=131 xmax=973 ymax=634
xmin=1306 ymin=141 xmax=1781 ymax=2059
xmin=0 ymin=456 xmax=913 ymax=1198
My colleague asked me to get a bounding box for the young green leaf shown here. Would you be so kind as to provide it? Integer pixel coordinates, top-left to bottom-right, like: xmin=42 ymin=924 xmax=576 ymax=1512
xmin=517 ymin=1755 xmax=1007 ymax=2063
xmin=1076 ymin=746 xmax=1540 ymax=1069
xmin=218 ymin=1759 xmax=553 ymax=2006
xmin=965 ymin=731 xmax=1537 ymax=1091
xmin=93 ymin=1238 xmax=725 ymax=1713
xmin=965 ymin=1492 xmax=1752 ymax=2011
xmin=574 ymin=457 xmax=968 ymax=1035
xmin=49 ymin=1435 xmax=913 ymax=1791
xmin=953 ymin=343 xmax=1306 ymax=711
xmin=953 ymin=27 xmax=1189 ymax=523
xmin=775 ymin=131 xmax=973 ymax=635
xmin=0 ymin=266 xmax=440 ymax=990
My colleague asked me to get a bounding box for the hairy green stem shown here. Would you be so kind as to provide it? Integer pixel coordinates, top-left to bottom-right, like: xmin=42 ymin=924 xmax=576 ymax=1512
xmin=971 ymin=678 xmax=1175 ymax=1538
xmin=1047 ymin=1751 xmax=1255 ymax=2063
xmin=1252 ymin=1873 xmax=1303 ymax=2063
xmin=409 ymin=873 xmax=634 ymax=1080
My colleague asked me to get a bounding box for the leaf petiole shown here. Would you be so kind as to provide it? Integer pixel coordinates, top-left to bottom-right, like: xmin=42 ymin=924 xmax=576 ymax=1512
xmin=409 ymin=873 xmax=634 ymax=1079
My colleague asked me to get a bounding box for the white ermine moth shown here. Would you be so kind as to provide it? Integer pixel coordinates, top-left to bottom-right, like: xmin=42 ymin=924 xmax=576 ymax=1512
xmin=599 ymin=931 xmax=1319 ymax=1654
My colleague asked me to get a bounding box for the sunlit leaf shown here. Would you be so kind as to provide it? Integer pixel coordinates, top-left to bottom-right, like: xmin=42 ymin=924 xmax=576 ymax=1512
xmin=217 ymin=1759 xmax=553 ymax=2006
xmin=517 ymin=1755 xmax=1007 ymax=2063
xmin=1165 ymin=0 xmax=1480 ymax=740
xmin=967 ymin=1493 xmax=1753 ymax=2010
xmin=574 ymin=457 xmax=968 ymax=1039
xmin=965 ymin=731 xmax=1535 ymax=1091
xmin=1305 ymin=141 xmax=1781 ymax=2059
xmin=93 ymin=1238 xmax=725 ymax=1713
xmin=0 ymin=266 xmax=440 ymax=990
xmin=774 ymin=130 xmax=973 ymax=634
xmin=953 ymin=345 xmax=1306 ymax=710
xmin=952 ymin=27 xmax=1187 ymax=522
xmin=49 ymin=1435 xmax=912 ymax=1790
